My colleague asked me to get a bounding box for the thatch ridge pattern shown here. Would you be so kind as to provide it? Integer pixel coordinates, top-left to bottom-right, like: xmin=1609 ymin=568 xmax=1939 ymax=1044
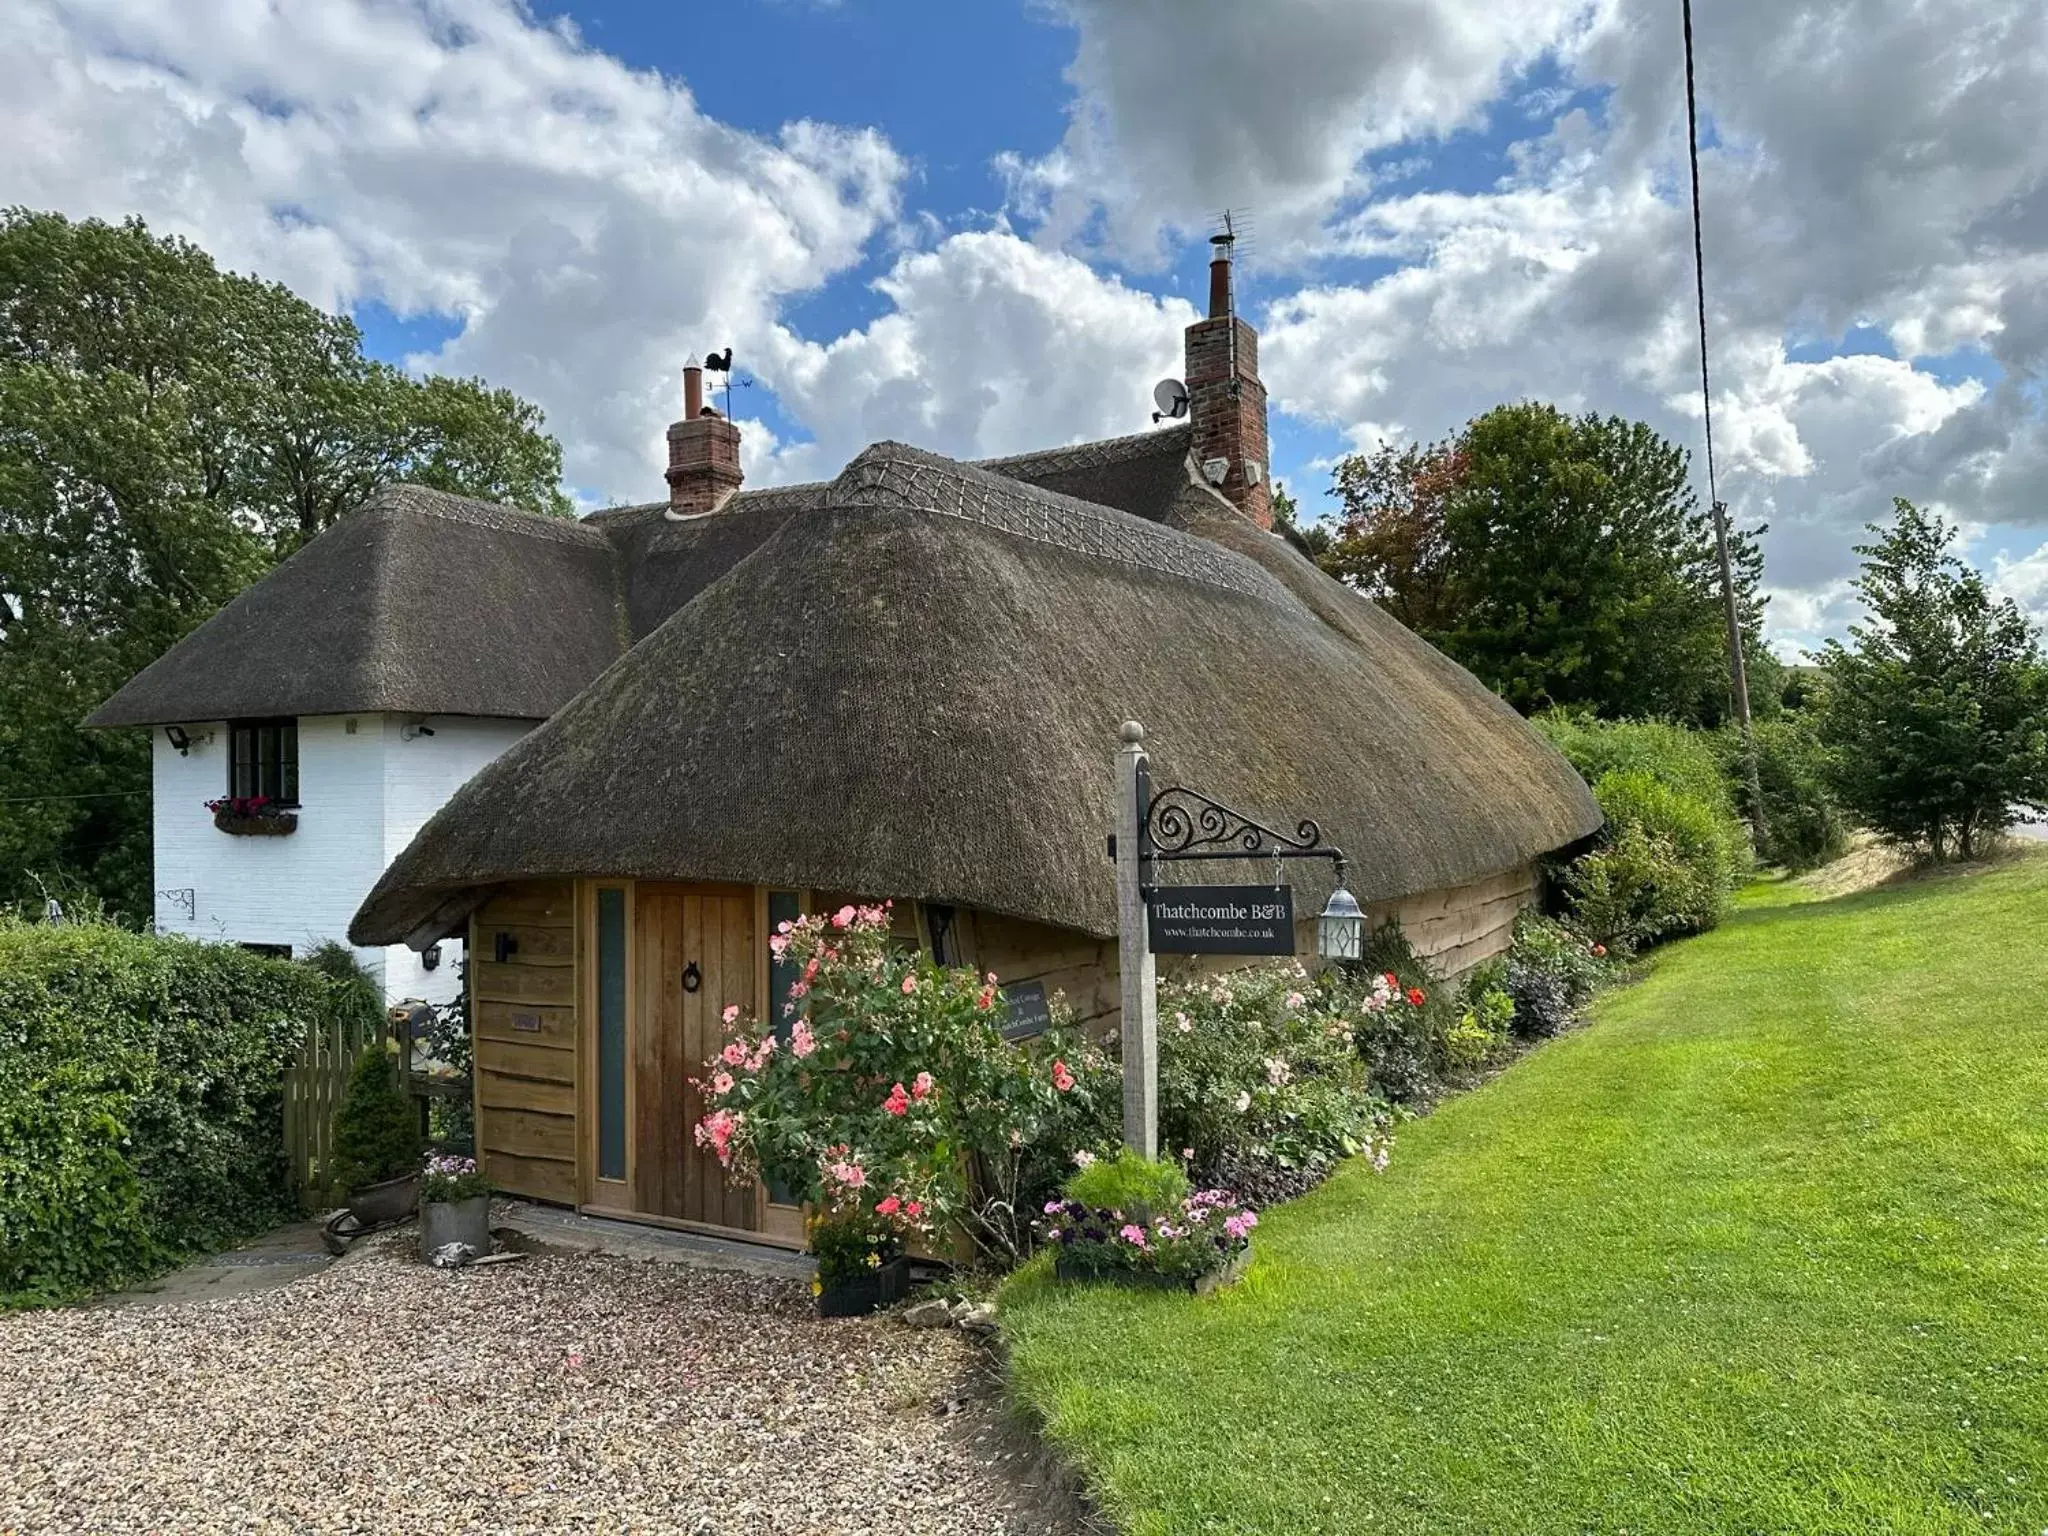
xmin=835 ymin=443 xmax=1291 ymax=606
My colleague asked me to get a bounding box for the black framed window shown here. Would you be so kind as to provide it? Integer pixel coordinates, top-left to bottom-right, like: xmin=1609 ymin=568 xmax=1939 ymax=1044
xmin=228 ymin=718 xmax=299 ymax=804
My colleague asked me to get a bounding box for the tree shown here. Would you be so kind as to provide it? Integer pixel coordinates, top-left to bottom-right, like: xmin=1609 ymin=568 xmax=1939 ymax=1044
xmin=1816 ymin=499 xmax=2048 ymax=859
xmin=1316 ymin=403 xmax=1780 ymax=724
xmin=1321 ymin=438 xmax=1465 ymax=634
xmin=0 ymin=210 xmax=573 ymax=919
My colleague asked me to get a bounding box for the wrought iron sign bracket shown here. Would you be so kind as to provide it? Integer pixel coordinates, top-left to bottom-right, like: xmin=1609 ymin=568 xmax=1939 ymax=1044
xmin=1134 ymin=758 xmax=1347 ymax=889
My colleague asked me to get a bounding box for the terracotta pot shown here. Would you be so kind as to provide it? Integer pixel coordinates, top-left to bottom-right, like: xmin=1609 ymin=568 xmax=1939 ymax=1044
xmin=816 ymin=1255 xmax=912 ymax=1318
xmin=346 ymin=1172 xmax=419 ymax=1227
xmin=419 ymin=1195 xmax=492 ymax=1263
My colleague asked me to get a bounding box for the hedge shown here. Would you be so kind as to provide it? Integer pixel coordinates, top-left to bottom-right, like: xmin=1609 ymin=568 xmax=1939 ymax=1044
xmin=0 ymin=920 xmax=350 ymax=1305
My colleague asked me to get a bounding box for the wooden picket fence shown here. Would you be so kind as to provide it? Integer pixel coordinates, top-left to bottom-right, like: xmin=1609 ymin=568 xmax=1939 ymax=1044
xmin=283 ymin=1008 xmax=381 ymax=1211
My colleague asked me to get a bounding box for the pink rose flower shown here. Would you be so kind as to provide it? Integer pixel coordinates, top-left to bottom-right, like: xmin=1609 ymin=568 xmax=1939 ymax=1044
xmin=721 ymin=1003 xmax=740 ymax=1026
xmin=1051 ymin=1059 xmax=1075 ymax=1092
xmin=790 ymin=1020 xmax=817 ymax=1059
xmin=711 ymin=1070 xmax=734 ymax=1095
xmin=832 ymin=904 xmax=857 ymax=929
xmin=883 ymin=1082 xmax=912 ymax=1117
xmin=720 ymin=1040 xmax=747 ymax=1067
xmin=911 ymin=1070 xmax=935 ymax=1101
xmin=900 ymin=974 xmax=918 ymax=995
xmin=875 ymin=1195 xmax=901 ymax=1216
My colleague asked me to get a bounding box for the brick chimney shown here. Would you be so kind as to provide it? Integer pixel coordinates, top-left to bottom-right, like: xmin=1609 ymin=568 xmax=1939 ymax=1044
xmin=1183 ymin=232 xmax=1271 ymax=529
xmin=664 ymin=356 xmax=743 ymax=518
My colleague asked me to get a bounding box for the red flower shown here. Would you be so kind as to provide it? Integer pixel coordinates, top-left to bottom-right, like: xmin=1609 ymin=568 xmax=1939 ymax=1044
xmin=904 ymin=1200 xmax=924 ymax=1220
xmin=1405 ymin=987 xmax=1426 ymax=1008
xmin=875 ymin=1195 xmax=901 ymax=1216
xmin=1592 ymin=943 xmax=1608 ymax=958
xmin=883 ymin=1082 xmax=911 ymax=1117
xmin=1382 ymin=972 xmax=1400 ymax=988
xmin=1052 ymin=1059 xmax=1075 ymax=1093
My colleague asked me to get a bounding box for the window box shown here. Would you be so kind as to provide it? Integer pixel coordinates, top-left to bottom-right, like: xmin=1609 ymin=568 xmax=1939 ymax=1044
xmin=206 ymin=796 xmax=299 ymax=837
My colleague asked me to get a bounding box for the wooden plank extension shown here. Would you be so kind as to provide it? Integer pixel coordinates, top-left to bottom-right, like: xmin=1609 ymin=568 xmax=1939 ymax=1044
xmin=471 ymin=881 xmax=579 ymax=1205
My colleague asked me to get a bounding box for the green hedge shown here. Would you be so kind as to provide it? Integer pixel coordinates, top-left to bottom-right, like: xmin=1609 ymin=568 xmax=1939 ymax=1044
xmin=0 ymin=920 xmax=344 ymax=1304
xmin=1534 ymin=712 xmax=1755 ymax=952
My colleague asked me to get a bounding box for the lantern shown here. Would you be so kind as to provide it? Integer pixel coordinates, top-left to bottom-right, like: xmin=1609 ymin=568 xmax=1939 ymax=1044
xmin=1317 ymin=882 xmax=1364 ymax=963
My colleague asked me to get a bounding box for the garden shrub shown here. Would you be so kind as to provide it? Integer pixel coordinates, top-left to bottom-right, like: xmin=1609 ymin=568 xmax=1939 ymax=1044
xmin=330 ymin=1044 xmax=423 ymax=1193
xmin=1157 ymin=963 xmax=1393 ymax=1205
xmin=1721 ymin=714 xmax=1849 ymax=870
xmin=1341 ymin=924 xmax=1466 ymax=1100
xmin=1040 ymin=1183 xmax=1259 ymax=1284
xmin=1445 ymin=984 xmax=1515 ymax=1070
xmin=1065 ymin=1148 xmax=1190 ymax=1223
xmin=1535 ymin=711 xmax=1738 ymax=821
xmin=695 ymin=903 xmax=1117 ymax=1270
xmin=0 ymin=919 xmax=339 ymax=1305
xmin=1570 ymin=769 xmax=1750 ymax=950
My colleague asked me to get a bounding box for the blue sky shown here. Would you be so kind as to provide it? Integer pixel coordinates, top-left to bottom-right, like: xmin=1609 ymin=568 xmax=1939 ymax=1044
xmin=6 ymin=0 xmax=2046 ymax=651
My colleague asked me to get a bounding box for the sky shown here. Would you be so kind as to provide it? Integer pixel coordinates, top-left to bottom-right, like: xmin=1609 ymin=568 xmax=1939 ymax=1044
xmin=3 ymin=0 xmax=2045 ymax=658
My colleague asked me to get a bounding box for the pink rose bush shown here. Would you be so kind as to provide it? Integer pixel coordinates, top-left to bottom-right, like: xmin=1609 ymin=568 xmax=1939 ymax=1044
xmin=693 ymin=903 xmax=1116 ymax=1268
xmin=1158 ymin=961 xmax=1396 ymax=1204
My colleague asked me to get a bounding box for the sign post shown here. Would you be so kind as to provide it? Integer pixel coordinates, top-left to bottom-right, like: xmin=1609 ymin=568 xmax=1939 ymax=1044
xmin=1115 ymin=721 xmax=1158 ymax=1158
xmin=1112 ymin=721 xmax=1356 ymax=1160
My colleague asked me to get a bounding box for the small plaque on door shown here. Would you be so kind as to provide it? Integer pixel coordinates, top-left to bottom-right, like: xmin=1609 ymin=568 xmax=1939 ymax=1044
xmin=511 ymin=1011 xmax=542 ymax=1033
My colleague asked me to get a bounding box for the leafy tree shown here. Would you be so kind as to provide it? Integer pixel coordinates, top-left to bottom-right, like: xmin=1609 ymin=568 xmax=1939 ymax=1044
xmin=1318 ymin=403 xmax=1780 ymax=724
xmin=1816 ymin=499 xmax=2048 ymax=859
xmin=0 ymin=210 xmax=572 ymax=919
xmin=1321 ymin=438 xmax=1466 ymax=634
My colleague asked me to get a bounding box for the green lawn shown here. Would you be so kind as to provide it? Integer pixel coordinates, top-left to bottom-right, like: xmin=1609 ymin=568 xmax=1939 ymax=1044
xmin=1003 ymin=854 xmax=2048 ymax=1534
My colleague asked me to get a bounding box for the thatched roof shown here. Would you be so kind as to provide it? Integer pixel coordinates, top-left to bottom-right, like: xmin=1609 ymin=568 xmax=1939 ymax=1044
xmin=86 ymin=487 xmax=625 ymax=727
xmin=350 ymin=443 xmax=1599 ymax=946
xmin=87 ymin=427 xmax=1206 ymax=730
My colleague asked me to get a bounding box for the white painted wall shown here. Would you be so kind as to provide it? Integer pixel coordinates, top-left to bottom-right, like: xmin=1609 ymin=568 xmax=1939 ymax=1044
xmin=150 ymin=713 xmax=530 ymax=1004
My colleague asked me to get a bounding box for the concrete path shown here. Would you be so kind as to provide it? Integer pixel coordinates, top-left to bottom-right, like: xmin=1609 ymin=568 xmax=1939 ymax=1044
xmin=95 ymin=1220 xmax=332 ymax=1308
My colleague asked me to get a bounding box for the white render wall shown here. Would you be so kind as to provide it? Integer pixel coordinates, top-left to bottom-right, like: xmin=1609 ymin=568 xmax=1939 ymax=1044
xmin=150 ymin=713 xmax=530 ymax=1004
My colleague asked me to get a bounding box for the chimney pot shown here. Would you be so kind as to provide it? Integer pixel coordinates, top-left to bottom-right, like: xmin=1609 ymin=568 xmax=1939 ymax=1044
xmin=683 ymin=360 xmax=704 ymax=420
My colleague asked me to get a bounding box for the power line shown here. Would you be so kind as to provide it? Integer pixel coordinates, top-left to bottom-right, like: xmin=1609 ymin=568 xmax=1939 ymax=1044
xmin=1681 ymin=0 xmax=1766 ymax=839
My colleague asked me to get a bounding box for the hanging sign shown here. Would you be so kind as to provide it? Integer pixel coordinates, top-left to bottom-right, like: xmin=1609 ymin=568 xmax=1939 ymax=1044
xmin=1146 ymin=884 xmax=1295 ymax=956
xmin=1000 ymin=980 xmax=1053 ymax=1042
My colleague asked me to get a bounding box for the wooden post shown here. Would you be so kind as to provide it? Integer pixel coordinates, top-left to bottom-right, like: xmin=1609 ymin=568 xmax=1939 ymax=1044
xmin=1115 ymin=720 xmax=1158 ymax=1158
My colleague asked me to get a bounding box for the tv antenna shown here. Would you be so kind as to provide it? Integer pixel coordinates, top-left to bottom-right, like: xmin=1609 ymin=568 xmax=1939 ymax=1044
xmin=702 ymin=345 xmax=751 ymax=419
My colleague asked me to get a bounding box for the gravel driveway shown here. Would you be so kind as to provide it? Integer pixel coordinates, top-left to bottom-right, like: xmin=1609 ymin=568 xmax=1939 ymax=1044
xmin=0 ymin=1239 xmax=1082 ymax=1535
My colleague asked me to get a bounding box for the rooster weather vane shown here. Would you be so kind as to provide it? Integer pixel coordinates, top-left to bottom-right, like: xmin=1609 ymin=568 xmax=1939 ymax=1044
xmin=702 ymin=345 xmax=750 ymax=419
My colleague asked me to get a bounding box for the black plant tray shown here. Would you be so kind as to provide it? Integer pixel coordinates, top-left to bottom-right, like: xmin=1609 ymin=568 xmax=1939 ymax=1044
xmin=1054 ymin=1244 xmax=1251 ymax=1296
xmin=817 ymin=1255 xmax=912 ymax=1317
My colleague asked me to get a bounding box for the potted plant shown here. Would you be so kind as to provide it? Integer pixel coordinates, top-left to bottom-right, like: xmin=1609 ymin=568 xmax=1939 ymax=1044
xmin=330 ymin=1043 xmax=422 ymax=1225
xmin=205 ymin=794 xmax=298 ymax=836
xmin=418 ymin=1153 xmax=492 ymax=1263
xmin=809 ymin=1198 xmax=913 ymax=1317
xmin=1040 ymin=1149 xmax=1258 ymax=1296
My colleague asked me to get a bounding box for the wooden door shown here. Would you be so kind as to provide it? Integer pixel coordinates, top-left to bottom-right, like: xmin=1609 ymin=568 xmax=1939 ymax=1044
xmin=631 ymin=884 xmax=759 ymax=1230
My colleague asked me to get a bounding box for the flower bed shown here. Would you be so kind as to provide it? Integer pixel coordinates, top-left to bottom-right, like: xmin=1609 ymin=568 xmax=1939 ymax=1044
xmin=1042 ymin=1189 xmax=1258 ymax=1295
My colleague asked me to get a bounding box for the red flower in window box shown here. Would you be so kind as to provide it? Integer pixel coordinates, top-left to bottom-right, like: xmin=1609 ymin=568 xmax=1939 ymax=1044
xmin=205 ymin=795 xmax=298 ymax=836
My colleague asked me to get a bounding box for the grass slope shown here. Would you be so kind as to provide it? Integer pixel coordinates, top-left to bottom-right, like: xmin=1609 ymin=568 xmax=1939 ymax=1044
xmin=1004 ymin=856 xmax=2048 ymax=1534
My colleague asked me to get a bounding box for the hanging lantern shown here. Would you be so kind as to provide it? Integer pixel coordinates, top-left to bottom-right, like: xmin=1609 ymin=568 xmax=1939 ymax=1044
xmin=1317 ymin=882 xmax=1364 ymax=963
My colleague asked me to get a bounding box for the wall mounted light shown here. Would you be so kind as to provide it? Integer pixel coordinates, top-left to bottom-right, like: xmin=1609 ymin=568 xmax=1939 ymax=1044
xmin=422 ymin=942 xmax=442 ymax=972
xmin=164 ymin=724 xmax=192 ymax=755
xmin=400 ymin=717 xmax=437 ymax=741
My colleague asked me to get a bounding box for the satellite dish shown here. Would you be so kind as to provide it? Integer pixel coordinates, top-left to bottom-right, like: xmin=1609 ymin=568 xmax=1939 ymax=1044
xmin=1152 ymin=378 xmax=1190 ymax=420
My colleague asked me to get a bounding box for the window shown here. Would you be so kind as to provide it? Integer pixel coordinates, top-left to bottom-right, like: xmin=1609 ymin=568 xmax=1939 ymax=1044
xmin=229 ymin=718 xmax=299 ymax=804
xmin=595 ymin=887 xmax=628 ymax=1183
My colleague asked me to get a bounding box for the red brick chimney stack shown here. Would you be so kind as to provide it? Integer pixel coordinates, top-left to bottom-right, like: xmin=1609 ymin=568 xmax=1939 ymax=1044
xmin=1183 ymin=231 xmax=1272 ymax=529
xmin=664 ymin=355 xmax=743 ymax=518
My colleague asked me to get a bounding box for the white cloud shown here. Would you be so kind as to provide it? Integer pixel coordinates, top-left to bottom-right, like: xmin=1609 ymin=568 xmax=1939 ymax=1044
xmin=0 ymin=0 xmax=905 ymax=501
xmin=1006 ymin=0 xmax=1610 ymax=263
xmin=758 ymin=231 xmax=1198 ymax=481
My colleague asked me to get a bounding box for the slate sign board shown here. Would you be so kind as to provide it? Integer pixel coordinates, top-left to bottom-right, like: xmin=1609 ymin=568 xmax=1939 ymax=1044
xmin=1147 ymin=884 xmax=1295 ymax=956
xmin=1000 ymin=980 xmax=1052 ymax=1042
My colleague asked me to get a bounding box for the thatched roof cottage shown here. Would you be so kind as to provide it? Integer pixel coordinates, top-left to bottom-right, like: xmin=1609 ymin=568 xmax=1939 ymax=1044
xmin=93 ymin=240 xmax=1598 ymax=1243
